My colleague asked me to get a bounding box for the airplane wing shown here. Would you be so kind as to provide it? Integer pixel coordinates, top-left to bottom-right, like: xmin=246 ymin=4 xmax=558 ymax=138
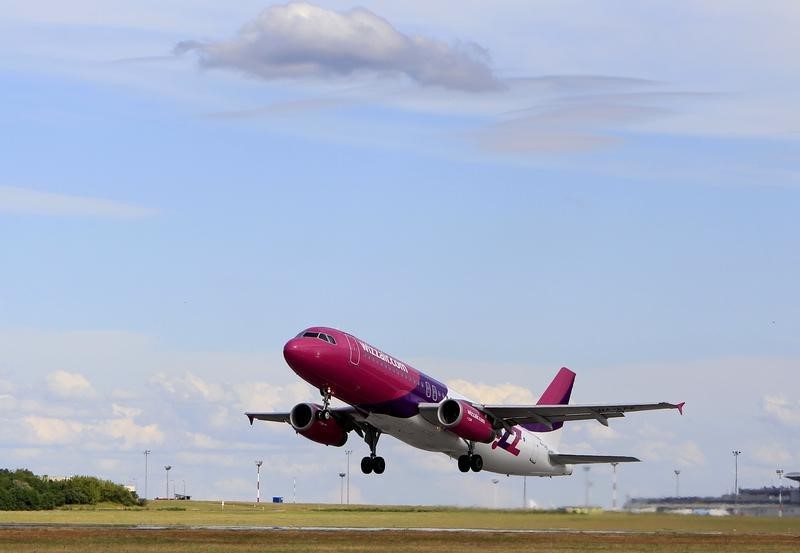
xmin=245 ymin=406 xmax=368 ymax=439
xmin=549 ymin=454 xmax=640 ymax=465
xmin=480 ymin=401 xmax=684 ymax=429
xmin=418 ymin=401 xmax=683 ymax=430
xmin=246 ymin=412 xmax=291 ymax=424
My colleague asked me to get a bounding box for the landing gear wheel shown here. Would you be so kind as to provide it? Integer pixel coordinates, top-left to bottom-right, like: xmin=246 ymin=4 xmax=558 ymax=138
xmin=359 ymin=424 xmax=384 ymax=475
xmin=457 ymin=455 xmax=470 ymax=473
xmin=361 ymin=456 xmax=373 ymax=474
xmin=470 ymin=455 xmax=483 ymax=472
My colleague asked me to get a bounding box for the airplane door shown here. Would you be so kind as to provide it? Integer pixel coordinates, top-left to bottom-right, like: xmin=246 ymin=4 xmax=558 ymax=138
xmin=344 ymin=334 xmax=360 ymax=366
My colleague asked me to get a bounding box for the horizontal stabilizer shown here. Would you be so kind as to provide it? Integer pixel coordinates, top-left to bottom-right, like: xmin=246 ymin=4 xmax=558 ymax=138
xmin=549 ymin=453 xmax=640 ymax=465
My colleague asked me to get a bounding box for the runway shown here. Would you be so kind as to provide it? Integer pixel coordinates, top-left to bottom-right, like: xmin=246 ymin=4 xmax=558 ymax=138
xmin=0 ymin=523 xmax=725 ymax=535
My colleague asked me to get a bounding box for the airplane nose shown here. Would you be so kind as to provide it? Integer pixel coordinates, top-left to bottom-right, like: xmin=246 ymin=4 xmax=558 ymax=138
xmin=283 ymin=338 xmax=320 ymax=369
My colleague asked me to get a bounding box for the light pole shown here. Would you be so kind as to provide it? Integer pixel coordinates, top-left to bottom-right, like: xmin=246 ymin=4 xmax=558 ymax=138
xmin=143 ymin=450 xmax=150 ymax=501
xmin=732 ymin=450 xmax=741 ymax=505
xmin=339 ymin=472 xmax=346 ymax=504
xmin=777 ymin=469 xmax=784 ymax=518
xmin=345 ymin=449 xmax=353 ymax=505
xmin=583 ymin=466 xmax=591 ymax=508
xmin=255 ymin=460 xmax=263 ymax=503
xmin=523 ymin=476 xmax=527 ymax=509
xmin=164 ymin=465 xmax=171 ymax=500
xmin=674 ymin=469 xmax=681 ymax=498
xmin=611 ymin=462 xmax=619 ymax=510
xmin=492 ymin=479 xmax=500 ymax=509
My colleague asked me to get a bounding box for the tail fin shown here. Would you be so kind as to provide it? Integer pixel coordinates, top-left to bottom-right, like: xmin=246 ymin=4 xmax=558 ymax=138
xmin=536 ymin=367 xmax=575 ymax=407
xmin=523 ymin=367 xmax=575 ymax=449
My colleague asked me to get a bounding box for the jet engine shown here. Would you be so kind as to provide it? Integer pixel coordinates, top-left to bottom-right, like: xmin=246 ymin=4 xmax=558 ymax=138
xmin=437 ymin=399 xmax=496 ymax=443
xmin=289 ymin=403 xmax=348 ymax=447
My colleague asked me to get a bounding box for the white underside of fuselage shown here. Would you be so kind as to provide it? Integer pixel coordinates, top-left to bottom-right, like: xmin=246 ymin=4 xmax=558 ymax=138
xmin=364 ymin=413 xmax=572 ymax=477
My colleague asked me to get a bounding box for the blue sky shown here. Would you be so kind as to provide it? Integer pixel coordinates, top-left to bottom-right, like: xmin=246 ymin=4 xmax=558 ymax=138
xmin=1 ymin=1 xmax=799 ymax=508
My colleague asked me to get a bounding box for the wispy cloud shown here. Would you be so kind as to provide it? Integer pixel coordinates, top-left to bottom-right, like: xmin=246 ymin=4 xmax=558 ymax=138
xmin=175 ymin=2 xmax=502 ymax=92
xmin=762 ymin=394 xmax=800 ymax=427
xmin=0 ymin=186 xmax=156 ymax=219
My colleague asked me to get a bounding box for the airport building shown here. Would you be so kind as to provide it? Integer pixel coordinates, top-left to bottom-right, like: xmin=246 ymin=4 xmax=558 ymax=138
xmin=626 ymin=473 xmax=800 ymax=516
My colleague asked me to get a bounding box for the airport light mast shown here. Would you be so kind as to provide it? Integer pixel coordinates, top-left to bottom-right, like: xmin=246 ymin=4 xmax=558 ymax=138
xmin=611 ymin=462 xmax=618 ymax=510
xmin=732 ymin=450 xmax=741 ymax=505
xmin=345 ymin=449 xmax=352 ymax=505
xmin=164 ymin=465 xmax=171 ymax=500
xmin=255 ymin=460 xmax=263 ymax=503
xmin=674 ymin=469 xmax=681 ymax=498
xmin=583 ymin=466 xmax=592 ymax=508
xmin=339 ymin=472 xmax=346 ymax=504
xmin=143 ymin=450 xmax=150 ymax=501
xmin=777 ymin=469 xmax=784 ymax=518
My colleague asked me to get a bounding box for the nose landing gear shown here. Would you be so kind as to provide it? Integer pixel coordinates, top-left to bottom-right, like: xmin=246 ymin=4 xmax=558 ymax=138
xmin=316 ymin=386 xmax=333 ymax=420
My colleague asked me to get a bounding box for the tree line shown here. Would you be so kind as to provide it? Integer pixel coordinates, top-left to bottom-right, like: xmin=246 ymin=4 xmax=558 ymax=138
xmin=0 ymin=469 xmax=140 ymax=510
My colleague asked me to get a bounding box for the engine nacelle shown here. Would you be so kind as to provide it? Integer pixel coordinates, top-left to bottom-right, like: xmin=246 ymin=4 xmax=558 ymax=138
xmin=437 ymin=399 xmax=496 ymax=443
xmin=289 ymin=403 xmax=348 ymax=447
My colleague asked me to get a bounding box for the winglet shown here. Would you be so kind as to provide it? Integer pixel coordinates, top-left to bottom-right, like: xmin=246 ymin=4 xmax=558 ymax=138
xmin=677 ymin=402 xmax=685 ymax=415
xmin=246 ymin=413 xmax=255 ymax=425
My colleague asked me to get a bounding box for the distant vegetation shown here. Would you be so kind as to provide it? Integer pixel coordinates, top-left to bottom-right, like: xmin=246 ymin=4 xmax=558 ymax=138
xmin=0 ymin=469 xmax=139 ymax=510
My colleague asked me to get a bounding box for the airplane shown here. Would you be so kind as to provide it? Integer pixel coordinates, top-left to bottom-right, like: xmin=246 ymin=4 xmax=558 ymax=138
xmin=246 ymin=326 xmax=684 ymax=477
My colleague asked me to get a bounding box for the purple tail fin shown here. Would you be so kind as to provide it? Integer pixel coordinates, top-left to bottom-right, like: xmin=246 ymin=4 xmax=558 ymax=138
xmin=523 ymin=367 xmax=575 ymax=433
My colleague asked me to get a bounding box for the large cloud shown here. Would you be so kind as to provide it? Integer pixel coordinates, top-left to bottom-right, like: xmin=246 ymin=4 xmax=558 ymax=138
xmin=175 ymin=2 xmax=502 ymax=92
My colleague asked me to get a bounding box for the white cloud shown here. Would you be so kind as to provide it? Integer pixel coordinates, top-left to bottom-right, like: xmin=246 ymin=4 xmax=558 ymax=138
xmin=586 ymin=424 xmax=619 ymax=442
xmin=46 ymin=370 xmax=96 ymax=399
xmin=176 ymin=451 xmax=238 ymax=467
xmin=447 ymin=379 xmax=536 ymax=404
xmin=186 ymin=431 xmax=225 ymax=449
xmin=676 ymin=441 xmax=707 ymax=467
xmin=96 ymin=458 xmax=121 ymax=471
xmin=24 ymin=416 xmax=85 ymax=445
xmin=22 ymin=406 xmax=164 ymax=450
xmin=0 ymin=186 xmax=156 ymax=219
xmin=9 ymin=448 xmax=43 ymax=460
xmin=235 ymin=381 xmax=312 ymax=412
xmin=150 ymin=372 xmax=229 ymax=402
xmin=751 ymin=442 xmax=793 ymax=466
xmin=101 ymin=413 xmax=164 ymax=449
xmin=762 ymin=395 xmax=800 ymax=427
xmin=175 ymin=2 xmax=502 ymax=92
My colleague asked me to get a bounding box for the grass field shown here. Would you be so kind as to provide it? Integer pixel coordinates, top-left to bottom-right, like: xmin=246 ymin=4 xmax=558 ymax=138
xmin=1 ymin=502 xmax=799 ymax=552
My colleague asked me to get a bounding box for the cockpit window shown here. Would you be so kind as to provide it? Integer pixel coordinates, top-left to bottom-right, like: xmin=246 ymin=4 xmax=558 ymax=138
xmin=300 ymin=331 xmax=336 ymax=345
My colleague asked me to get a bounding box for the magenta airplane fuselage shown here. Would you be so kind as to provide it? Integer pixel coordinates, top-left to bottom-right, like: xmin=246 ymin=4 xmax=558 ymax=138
xmin=247 ymin=327 xmax=683 ymax=477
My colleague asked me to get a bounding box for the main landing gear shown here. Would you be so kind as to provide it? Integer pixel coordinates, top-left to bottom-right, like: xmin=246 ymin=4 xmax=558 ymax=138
xmin=457 ymin=442 xmax=483 ymax=473
xmin=360 ymin=425 xmax=385 ymax=475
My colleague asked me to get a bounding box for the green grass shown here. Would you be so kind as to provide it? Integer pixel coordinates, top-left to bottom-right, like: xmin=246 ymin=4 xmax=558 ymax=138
xmin=1 ymin=501 xmax=799 ymax=534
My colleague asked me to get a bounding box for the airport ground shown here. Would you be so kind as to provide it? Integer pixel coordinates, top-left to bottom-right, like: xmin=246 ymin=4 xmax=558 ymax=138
xmin=1 ymin=501 xmax=799 ymax=552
